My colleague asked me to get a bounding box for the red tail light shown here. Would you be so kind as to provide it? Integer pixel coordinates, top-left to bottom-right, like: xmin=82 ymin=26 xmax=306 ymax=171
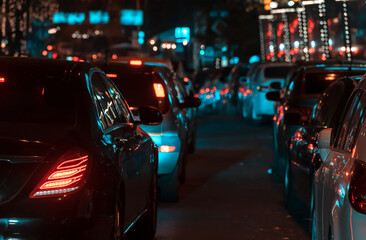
xmin=30 ymin=148 xmax=89 ymax=198
xmin=287 ymin=106 xmax=312 ymax=121
xmin=129 ymin=60 xmax=142 ymax=66
xmin=153 ymin=83 xmax=165 ymax=98
xmin=349 ymin=160 xmax=366 ymax=214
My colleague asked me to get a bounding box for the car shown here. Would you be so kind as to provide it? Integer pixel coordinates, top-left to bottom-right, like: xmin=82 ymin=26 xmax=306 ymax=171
xmin=98 ymin=60 xmax=200 ymax=202
xmin=312 ymin=73 xmax=366 ymax=240
xmin=0 ymin=57 xmax=161 ymax=239
xmin=285 ymin=76 xmax=362 ymax=211
xmin=111 ymin=57 xmax=199 ymax=155
xmin=243 ymin=62 xmax=295 ymax=123
xmin=268 ymin=63 xmax=366 ymax=183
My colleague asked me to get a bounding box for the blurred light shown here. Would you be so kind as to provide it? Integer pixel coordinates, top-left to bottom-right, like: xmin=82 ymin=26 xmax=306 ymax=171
xmin=138 ymin=31 xmax=145 ymax=45
xmin=130 ymin=60 xmax=142 ymax=66
xmin=222 ymin=46 xmax=227 ymax=52
xmin=311 ymin=41 xmax=316 ymax=48
xmin=42 ymin=50 xmax=48 ymax=56
xmin=182 ymin=40 xmax=188 ymax=46
xmin=249 ymin=55 xmax=260 ymax=64
xmin=184 ymin=77 xmax=189 ymax=83
xmin=72 ymin=56 xmax=79 ymax=62
xmin=92 ymin=54 xmax=97 ymax=60
xmin=0 ymin=77 xmax=5 ymax=83
xmin=200 ymin=45 xmax=205 ymax=49
xmin=279 ymin=43 xmax=285 ymax=50
xmin=107 ymin=74 xmax=117 ymax=78
xmin=200 ymin=50 xmax=205 ymax=55
xmin=162 ymin=43 xmax=167 ymax=49
xmin=175 ymin=27 xmax=190 ymax=43
xmin=150 ymin=39 xmax=156 ymax=45
xmin=221 ymin=56 xmax=228 ymax=67
xmin=294 ymin=41 xmax=300 ymax=48
xmin=270 ymin=1 xmax=279 ymax=8
xmin=160 ymin=145 xmax=175 ymax=153
xmin=166 ymin=44 xmax=171 ymax=49
xmin=52 ymin=52 xmax=58 ymax=59
xmin=53 ymin=12 xmax=86 ymax=25
xmin=89 ymin=10 xmax=109 ymax=24
xmin=66 ymin=56 xmax=73 ymax=61
xmin=288 ymin=1 xmax=295 ymax=6
xmin=153 ymin=83 xmax=165 ymax=97
xmin=82 ymin=34 xmax=88 ymax=39
xmin=47 ymin=45 xmax=53 ymax=51
xmin=329 ymin=39 xmax=333 ymax=46
xmin=120 ymin=9 xmax=143 ymax=26
xmin=172 ymin=44 xmax=176 ymax=49
xmin=267 ymin=168 xmax=272 ymax=174
xmin=1 ymin=43 xmax=6 ymax=48
xmin=112 ymin=54 xmax=117 ymax=60
xmin=153 ymin=46 xmax=158 ymax=51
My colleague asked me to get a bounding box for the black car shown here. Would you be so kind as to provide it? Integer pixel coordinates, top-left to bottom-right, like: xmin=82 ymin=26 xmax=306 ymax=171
xmin=99 ymin=61 xmax=200 ymax=202
xmin=0 ymin=57 xmax=161 ymax=239
xmin=268 ymin=64 xmax=366 ymax=183
xmin=285 ymin=76 xmax=362 ymax=209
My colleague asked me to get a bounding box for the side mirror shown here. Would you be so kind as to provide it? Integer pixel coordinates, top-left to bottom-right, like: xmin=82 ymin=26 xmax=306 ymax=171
xmin=266 ymin=91 xmax=281 ymax=101
xmin=181 ymin=96 xmax=201 ymax=108
xmin=133 ymin=106 xmax=163 ymax=125
xmin=270 ymin=81 xmax=282 ymax=90
xmin=318 ymin=128 xmax=332 ymax=161
xmin=284 ymin=112 xmax=302 ymax=125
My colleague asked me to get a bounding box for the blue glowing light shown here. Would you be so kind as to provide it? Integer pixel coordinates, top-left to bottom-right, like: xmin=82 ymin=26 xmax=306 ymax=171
xmin=120 ymin=9 xmax=143 ymax=26
xmin=230 ymin=57 xmax=239 ymax=65
xmin=66 ymin=56 xmax=73 ymax=61
xmin=249 ymin=55 xmax=260 ymax=64
xmin=222 ymin=46 xmax=228 ymax=52
xmin=311 ymin=41 xmax=316 ymax=48
xmin=53 ymin=12 xmax=86 ymax=25
xmin=175 ymin=27 xmax=190 ymax=43
xmin=294 ymin=41 xmax=300 ymax=48
xmin=279 ymin=43 xmax=285 ymax=50
xmin=138 ymin=31 xmax=145 ymax=45
xmin=200 ymin=49 xmax=205 ymax=56
xmin=89 ymin=11 xmax=109 ymax=24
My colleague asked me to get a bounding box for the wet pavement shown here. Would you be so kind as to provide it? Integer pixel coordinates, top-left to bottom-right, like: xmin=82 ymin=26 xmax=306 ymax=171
xmin=155 ymin=115 xmax=310 ymax=240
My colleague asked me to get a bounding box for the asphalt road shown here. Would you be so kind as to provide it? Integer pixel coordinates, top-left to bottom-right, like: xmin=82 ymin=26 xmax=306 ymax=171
xmin=155 ymin=115 xmax=311 ymax=240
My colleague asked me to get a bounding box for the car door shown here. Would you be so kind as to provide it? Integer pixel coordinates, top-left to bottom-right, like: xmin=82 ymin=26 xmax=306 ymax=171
xmin=90 ymin=72 xmax=143 ymax=229
xmin=320 ymin=90 xmax=366 ymax=238
xmin=100 ymin=72 xmax=153 ymax=211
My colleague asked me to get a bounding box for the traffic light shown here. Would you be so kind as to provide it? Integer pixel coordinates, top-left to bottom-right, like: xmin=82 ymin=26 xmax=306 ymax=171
xmin=263 ymin=0 xmax=271 ymax=11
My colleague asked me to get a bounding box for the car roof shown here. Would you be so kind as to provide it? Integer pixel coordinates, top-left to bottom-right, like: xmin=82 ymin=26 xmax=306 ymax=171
xmin=110 ymin=56 xmax=174 ymax=71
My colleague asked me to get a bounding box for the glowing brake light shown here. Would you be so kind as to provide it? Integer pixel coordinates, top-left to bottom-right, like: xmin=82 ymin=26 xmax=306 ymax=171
xmin=129 ymin=60 xmax=142 ymax=66
xmin=0 ymin=77 xmax=5 ymax=83
xmin=160 ymin=145 xmax=176 ymax=152
xmin=107 ymin=73 xmax=117 ymax=78
xmin=184 ymin=77 xmax=189 ymax=83
xmin=153 ymin=83 xmax=165 ymax=98
xmin=30 ymin=149 xmax=89 ymax=198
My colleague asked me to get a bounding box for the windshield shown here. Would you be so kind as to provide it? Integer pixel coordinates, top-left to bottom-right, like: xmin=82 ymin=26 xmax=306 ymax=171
xmin=0 ymin=65 xmax=76 ymax=124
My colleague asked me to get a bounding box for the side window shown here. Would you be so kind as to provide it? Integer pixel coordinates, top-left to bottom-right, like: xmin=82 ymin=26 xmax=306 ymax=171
xmin=98 ymin=73 xmax=132 ymax=123
xmin=336 ymin=91 xmax=366 ymax=152
xmin=315 ymin=84 xmax=342 ymax=126
xmin=91 ymin=73 xmax=119 ymax=130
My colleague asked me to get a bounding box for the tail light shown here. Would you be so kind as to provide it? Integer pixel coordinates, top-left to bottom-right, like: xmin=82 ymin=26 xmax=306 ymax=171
xmin=30 ymin=148 xmax=89 ymax=198
xmin=286 ymin=106 xmax=312 ymax=121
xmin=160 ymin=145 xmax=176 ymax=152
xmin=153 ymin=83 xmax=165 ymax=98
xmin=349 ymin=160 xmax=366 ymax=213
xmin=129 ymin=60 xmax=142 ymax=66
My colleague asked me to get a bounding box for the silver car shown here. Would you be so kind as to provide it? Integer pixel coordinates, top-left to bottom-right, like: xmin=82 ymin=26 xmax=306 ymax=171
xmin=314 ymin=74 xmax=366 ymax=239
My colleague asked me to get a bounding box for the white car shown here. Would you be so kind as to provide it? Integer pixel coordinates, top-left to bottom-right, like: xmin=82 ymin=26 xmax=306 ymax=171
xmin=244 ymin=62 xmax=294 ymax=123
xmin=313 ymin=75 xmax=366 ymax=240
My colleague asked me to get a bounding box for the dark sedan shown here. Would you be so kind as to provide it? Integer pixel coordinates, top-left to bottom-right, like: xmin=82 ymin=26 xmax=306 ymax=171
xmin=285 ymin=76 xmax=362 ymax=210
xmin=0 ymin=57 xmax=161 ymax=239
xmin=268 ymin=64 xmax=366 ymax=183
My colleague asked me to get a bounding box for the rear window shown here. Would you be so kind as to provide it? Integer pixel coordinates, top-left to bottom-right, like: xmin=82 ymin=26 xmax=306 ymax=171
xmin=0 ymin=67 xmax=76 ymax=124
xmin=264 ymin=66 xmax=293 ymax=79
xmin=105 ymin=71 xmax=169 ymax=114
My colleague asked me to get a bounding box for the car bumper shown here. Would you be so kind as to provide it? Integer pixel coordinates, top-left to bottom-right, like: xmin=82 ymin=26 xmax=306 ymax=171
xmin=149 ymin=132 xmax=182 ymax=175
xmin=253 ymin=91 xmax=274 ymax=116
